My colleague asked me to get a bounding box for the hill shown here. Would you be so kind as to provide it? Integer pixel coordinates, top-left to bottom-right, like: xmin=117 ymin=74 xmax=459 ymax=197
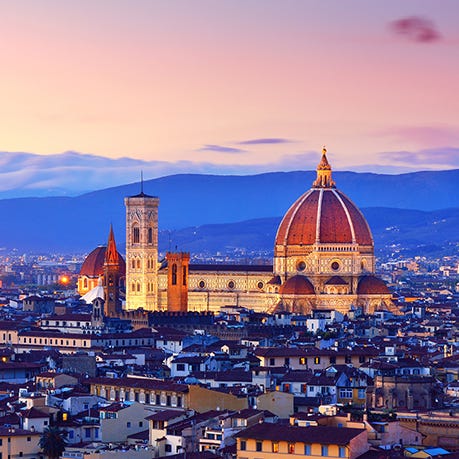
xmin=0 ymin=170 xmax=458 ymax=252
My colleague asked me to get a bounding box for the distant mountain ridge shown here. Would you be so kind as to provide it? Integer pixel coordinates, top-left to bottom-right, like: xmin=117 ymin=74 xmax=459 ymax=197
xmin=0 ymin=170 xmax=458 ymax=252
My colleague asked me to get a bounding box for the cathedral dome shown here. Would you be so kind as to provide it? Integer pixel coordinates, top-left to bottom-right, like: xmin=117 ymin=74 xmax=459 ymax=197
xmin=80 ymin=246 xmax=126 ymax=277
xmin=275 ymin=148 xmax=373 ymax=249
xmin=279 ymin=275 xmax=315 ymax=295
xmin=357 ymin=275 xmax=391 ymax=295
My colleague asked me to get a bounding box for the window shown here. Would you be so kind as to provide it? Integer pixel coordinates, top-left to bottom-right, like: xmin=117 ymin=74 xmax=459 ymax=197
xmin=358 ymin=389 xmax=366 ymax=399
xmin=339 ymin=447 xmax=346 ymax=458
xmin=329 ymin=356 xmax=336 ymax=364
xmin=304 ymin=444 xmax=311 ymax=455
xmin=177 ymin=363 xmax=185 ymax=371
xmin=165 ymin=445 xmax=172 ymax=453
xmin=345 ymin=355 xmax=352 ymax=364
xmin=314 ymin=356 xmax=321 ymax=364
xmin=283 ymin=383 xmax=291 ymax=393
xmin=27 ymin=437 xmax=31 ymax=442
xmin=339 ymin=389 xmax=353 ymax=399
xmin=85 ymin=428 xmax=91 ymax=438
xmin=182 ymin=266 xmax=187 ymax=286
xmin=299 ymin=357 xmax=306 ymax=365
xmin=133 ymin=225 xmax=140 ymax=243
xmin=127 ymin=422 xmax=131 ymax=428
xmin=177 ymin=396 xmax=182 ymax=407
xmin=284 ymin=357 xmax=290 ymax=366
xmin=240 ymin=440 xmax=246 ymax=451
xmin=288 ymin=443 xmax=295 ymax=454
xmin=172 ymin=264 xmax=177 ymax=285
xmin=272 ymin=441 xmax=279 ymax=453
xmin=256 ymin=441 xmax=262 ymax=452
xmin=321 ymin=445 xmax=329 ymax=456
xmin=301 ymin=384 xmax=307 ymax=393
xmin=68 ymin=431 xmax=74 ymax=439
xmin=148 ymin=227 xmax=153 ymax=244
xmin=269 ymin=358 xmax=275 ymax=366
xmin=166 ymin=395 xmax=171 ymax=406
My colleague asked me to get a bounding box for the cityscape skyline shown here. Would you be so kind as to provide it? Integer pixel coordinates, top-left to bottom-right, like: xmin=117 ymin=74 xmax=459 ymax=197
xmin=0 ymin=0 xmax=458 ymax=184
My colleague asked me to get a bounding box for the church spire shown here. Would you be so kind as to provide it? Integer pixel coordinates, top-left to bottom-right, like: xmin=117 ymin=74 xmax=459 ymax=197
xmin=105 ymin=224 xmax=119 ymax=265
xmin=312 ymin=146 xmax=336 ymax=188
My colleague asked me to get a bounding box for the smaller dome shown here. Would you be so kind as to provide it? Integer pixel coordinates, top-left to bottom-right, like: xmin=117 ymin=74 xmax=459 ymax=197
xmin=357 ymin=275 xmax=390 ymax=295
xmin=80 ymin=246 xmax=126 ymax=277
xmin=280 ymin=275 xmax=315 ymax=295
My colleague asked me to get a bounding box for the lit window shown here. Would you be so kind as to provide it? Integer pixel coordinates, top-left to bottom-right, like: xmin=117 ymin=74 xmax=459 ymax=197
xmin=288 ymin=443 xmax=295 ymax=454
xmin=314 ymin=357 xmax=321 ymax=364
xmin=272 ymin=442 xmax=279 ymax=453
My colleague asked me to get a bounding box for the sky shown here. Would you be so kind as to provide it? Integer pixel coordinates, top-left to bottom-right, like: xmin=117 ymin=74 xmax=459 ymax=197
xmin=0 ymin=0 xmax=458 ymax=178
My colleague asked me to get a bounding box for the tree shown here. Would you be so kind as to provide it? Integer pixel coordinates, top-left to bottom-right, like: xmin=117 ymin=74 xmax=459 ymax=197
xmin=39 ymin=426 xmax=68 ymax=459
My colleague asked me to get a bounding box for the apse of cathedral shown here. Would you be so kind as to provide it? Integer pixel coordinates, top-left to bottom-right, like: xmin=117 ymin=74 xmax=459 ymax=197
xmin=78 ymin=149 xmax=396 ymax=317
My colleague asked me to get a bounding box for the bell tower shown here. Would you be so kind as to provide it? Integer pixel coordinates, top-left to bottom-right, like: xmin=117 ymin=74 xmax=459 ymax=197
xmin=125 ymin=186 xmax=159 ymax=311
xmin=166 ymin=252 xmax=190 ymax=312
xmin=103 ymin=225 xmax=122 ymax=317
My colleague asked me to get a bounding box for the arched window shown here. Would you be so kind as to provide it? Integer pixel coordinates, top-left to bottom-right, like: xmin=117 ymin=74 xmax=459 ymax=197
xmin=137 ymin=259 xmax=141 ymax=269
xmin=83 ymin=278 xmax=88 ymax=289
xmin=131 ymin=283 xmax=136 ymax=292
xmin=137 ymin=282 xmax=141 ymax=292
xmin=172 ymin=264 xmax=177 ymax=285
xmin=131 ymin=259 xmax=136 ymax=269
xmin=133 ymin=224 xmax=140 ymax=244
xmin=182 ymin=266 xmax=187 ymax=286
xmin=148 ymin=227 xmax=153 ymax=244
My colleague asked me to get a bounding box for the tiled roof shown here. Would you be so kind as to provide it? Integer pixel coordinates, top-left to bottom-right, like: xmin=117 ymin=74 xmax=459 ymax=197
xmin=87 ymin=376 xmax=188 ymax=393
xmin=235 ymin=422 xmax=365 ymax=444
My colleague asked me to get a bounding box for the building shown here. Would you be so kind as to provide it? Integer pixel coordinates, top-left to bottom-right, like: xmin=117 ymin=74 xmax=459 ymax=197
xmin=235 ymin=423 xmax=369 ymax=459
xmin=78 ymin=149 xmax=394 ymax=316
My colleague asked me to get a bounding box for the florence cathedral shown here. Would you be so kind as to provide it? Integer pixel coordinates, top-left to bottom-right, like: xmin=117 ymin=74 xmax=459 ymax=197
xmin=78 ymin=149 xmax=396 ymax=316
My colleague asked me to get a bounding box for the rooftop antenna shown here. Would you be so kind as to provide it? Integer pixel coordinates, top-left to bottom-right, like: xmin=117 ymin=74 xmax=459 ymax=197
xmin=140 ymin=170 xmax=144 ymax=194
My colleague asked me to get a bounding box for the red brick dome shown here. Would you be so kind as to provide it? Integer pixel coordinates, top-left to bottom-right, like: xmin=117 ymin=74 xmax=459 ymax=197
xmin=275 ymin=149 xmax=372 ymax=248
xmin=280 ymin=275 xmax=315 ymax=295
xmin=357 ymin=275 xmax=390 ymax=295
xmin=80 ymin=246 xmax=125 ymax=277
xmin=276 ymin=188 xmax=373 ymax=247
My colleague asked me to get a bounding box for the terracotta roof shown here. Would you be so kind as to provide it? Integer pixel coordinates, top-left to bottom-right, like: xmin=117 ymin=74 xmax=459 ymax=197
xmin=275 ymin=186 xmax=373 ymax=248
xmin=357 ymin=276 xmax=391 ymax=295
xmin=87 ymin=376 xmax=188 ymax=393
xmin=235 ymin=422 xmax=365 ymax=444
xmin=80 ymin=246 xmax=125 ymax=277
xmin=280 ymin=275 xmax=315 ymax=295
xmin=189 ymin=264 xmax=272 ymax=273
xmin=325 ymin=276 xmax=348 ymax=285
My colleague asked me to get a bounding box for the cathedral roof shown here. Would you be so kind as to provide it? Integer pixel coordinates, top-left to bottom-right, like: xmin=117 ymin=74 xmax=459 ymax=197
xmin=325 ymin=276 xmax=347 ymax=285
xmin=275 ymin=150 xmax=373 ymax=248
xmin=80 ymin=246 xmax=126 ymax=278
xmin=357 ymin=275 xmax=391 ymax=295
xmin=280 ymin=275 xmax=315 ymax=295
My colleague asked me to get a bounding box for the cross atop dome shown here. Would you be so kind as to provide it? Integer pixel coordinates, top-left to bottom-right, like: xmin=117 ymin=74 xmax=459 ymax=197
xmin=313 ymin=146 xmax=336 ymax=188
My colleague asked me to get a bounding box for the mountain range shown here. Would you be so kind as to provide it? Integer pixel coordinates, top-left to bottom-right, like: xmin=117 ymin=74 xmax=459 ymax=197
xmin=0 ymin=170 xmax=458 ymax=253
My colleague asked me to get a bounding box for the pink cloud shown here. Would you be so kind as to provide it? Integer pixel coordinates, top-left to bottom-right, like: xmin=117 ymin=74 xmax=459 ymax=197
xmin=389 ymin=16 xmax=442 ymax=43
